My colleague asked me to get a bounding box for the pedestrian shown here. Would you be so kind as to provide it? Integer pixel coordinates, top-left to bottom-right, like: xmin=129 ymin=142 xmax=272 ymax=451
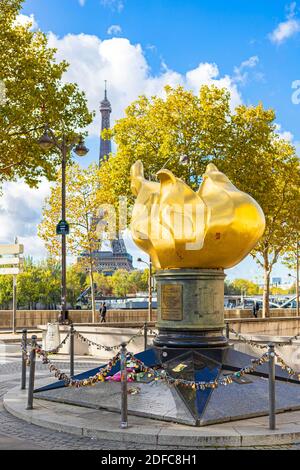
xmin=101 ymin=302 xmax=107 ymax=323
xmin=99 ymin=302 xmax=103 ymax=322
xmin=255 ymin=301 xmax=260 ymax=317
xmin=252 ymin=302 xmax=257 ymax=318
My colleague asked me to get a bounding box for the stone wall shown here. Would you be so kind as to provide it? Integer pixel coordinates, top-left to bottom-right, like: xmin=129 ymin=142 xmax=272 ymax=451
xmin=227 ymin=316 xmax=300 ymax=337
xmin=0 ymin=310 xmax=92 ymax=328
xmin=0 ymin=307 xmax=297 ymax=329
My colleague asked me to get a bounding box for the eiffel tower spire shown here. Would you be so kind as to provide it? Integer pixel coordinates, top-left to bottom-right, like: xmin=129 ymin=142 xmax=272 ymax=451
xmin=95 ymin=84 xmax=134 ymax=275
xmin=99 ymin=81 xmax=112 ymax=164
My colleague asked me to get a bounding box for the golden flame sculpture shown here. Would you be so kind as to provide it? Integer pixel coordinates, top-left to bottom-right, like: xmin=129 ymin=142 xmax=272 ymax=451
xmin=130 ymin=161 xmax=265 ymax=269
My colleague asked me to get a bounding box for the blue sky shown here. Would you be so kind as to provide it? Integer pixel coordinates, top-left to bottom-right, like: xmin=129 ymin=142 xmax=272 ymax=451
xmin=4 ymin=0 xmax=299 ymax=282
xmin=21 ymin=0 xmax=300 ymax=133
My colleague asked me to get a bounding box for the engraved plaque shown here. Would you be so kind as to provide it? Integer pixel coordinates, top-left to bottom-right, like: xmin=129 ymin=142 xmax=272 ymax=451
xmin=161 ymin=284 xmax=183 ymax=321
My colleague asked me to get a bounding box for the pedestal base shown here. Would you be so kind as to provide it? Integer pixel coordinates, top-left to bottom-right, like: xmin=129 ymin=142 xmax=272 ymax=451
xmin=155 ymin=269 xmax=227 ymax=348
xmin=153 ymin=328 xmax=228 ymax=348
xmin=35 ymin=345 xmax=300 ymax=427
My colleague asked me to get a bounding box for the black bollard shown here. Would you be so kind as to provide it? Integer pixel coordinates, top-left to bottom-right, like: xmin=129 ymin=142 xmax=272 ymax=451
xmin=120 ymin=342 xmax=128 ymax=429
xmin=144 ymin=322 xmax=148 ymax=351
xmin=268 ymin=343 xmax=276 ymax=430
xmin=26 ymin=335 xmax=37 ymax=410
xmin=21 ymin=328 xmax=27 ymax=390
xmin=70 ymin=324 xmax=74 ymax=377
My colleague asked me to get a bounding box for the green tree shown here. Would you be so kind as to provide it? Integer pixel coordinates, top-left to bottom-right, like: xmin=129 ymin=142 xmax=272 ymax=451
xmin=38 ymin=258 xmax=61 ymax=309
xmin=282 ymin=240 xmax=299 ymax=308
xmin=128 ymin=270 xmax=148 ymax=294
xmin=231 ymin=279 xmax=261 ymax=296
xmin=0 ymin=0 xmax=93 ymax=186
xmin=39 ymin=163 xmax=101 ymax=321
xmin=93 ymin=272 xmax=112 ymax=297
xmin=99 ymin=85 xmax=300 ymax=317
xmin=224 ymin=281 xmax=239 ymax=296
xmin=66 ymin=264 xmax=87 ymax=308
xmin=0 ymin=275 xmax=13 ymax=308
xmin=17 ymin=258 xmax=42 ymax=309
xmin=110 ymin=269 xmax=131 ymax=297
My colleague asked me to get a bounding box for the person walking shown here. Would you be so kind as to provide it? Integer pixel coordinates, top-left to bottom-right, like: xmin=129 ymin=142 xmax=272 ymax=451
xmin=255 ymin=301 xmax=260 ymax=317
xmin=98 ymin=302 xmax=103 ymax=322
xmin=100 ymin=302 xmax=107 ymax=323
xmin=252 ymin=301 xmax=258 ymax=318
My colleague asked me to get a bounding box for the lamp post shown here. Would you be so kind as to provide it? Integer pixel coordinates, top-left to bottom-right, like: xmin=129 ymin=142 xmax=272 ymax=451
xmin=38 ymin=126 xmax=89 ymax=323
xmin=137 ymin=257 xmax=153 ymax=323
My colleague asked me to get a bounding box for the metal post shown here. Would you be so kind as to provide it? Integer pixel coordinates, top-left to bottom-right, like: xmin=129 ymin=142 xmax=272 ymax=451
xmin=12 ymin=275 xmax=17 ymax=334
xmin=120 ymin=342 xmax=128 ymax=429
xmin=26 ymin=335 xmax=37 ymax=410
xmin=21 ymin=328 xmax=27 ymax=390
xmin=296 ymin=240 xmax=299 ymax=317
xmin=148 ymin=259 xmax=152 ymax=323
xmin=144 ymin=322 xmax=148 ymax=351
xmin=61 ymin=140 xmax=67 ymax=323
xmin=225 ymin=322 xmax=230 ymax=340
xmin=70 ymin=323 xmax=74 ymax=377
xmin=268 ymin=343 xmax=276 ymax=430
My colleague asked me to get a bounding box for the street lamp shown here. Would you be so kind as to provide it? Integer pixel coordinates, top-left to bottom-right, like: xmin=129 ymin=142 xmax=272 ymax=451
xmin=38 ymin=126 xmax=89 ymax=323
xmin=137 ymin=257 xmax=153 ymax=323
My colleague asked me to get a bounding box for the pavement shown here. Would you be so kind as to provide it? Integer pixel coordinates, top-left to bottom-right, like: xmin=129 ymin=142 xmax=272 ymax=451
xmin=0 ymin=353 xmax=192 ymax=450
xmin=1 ymin=349 xmax=300 ymax=449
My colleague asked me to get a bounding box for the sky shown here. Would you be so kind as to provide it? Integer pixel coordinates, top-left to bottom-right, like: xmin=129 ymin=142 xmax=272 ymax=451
xmin=2 ymin=0 xmax=300 ymax=283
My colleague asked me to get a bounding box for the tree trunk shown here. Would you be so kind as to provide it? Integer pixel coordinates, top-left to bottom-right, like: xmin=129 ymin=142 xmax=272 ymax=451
xmin=262 ymin=251 xmax=270 ymax=318
xmin=89 ymin=268 xmax=96 ymax=323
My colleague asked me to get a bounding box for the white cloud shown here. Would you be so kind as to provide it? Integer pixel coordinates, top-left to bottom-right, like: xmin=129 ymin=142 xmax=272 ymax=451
xmin=78 ymin=0 xmax=86 ymax=5
xmin=275 ymin=123 xmax=294 ymax=142
xmin=269 ymin=2 xmax=300 ymax=44
xmin=101 ymin=0 xmax=124 ymax=13
xmin=0 ymin=29 xmax=274 ymax=261
xmin=186 ymin=62 xmax=242 ymax=109
xmin=0 ymin=32 xmax=247 ymax=261
xmin=107 ymin=24 xmax=122 ymax=35
xmin=234 ymin=56 xmax=259 ymax=84
xmin=0 ymin=179 xmax=51 ymax=259
xmin=47 ymin=33 xmax=244 ymax=136
xmin=14 ymin=13 xmax=38 ymax=30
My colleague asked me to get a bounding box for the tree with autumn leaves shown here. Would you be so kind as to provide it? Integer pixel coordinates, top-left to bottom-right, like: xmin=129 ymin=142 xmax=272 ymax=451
xmin=37 ymin=80 xmax=299 ymax=318
xmin=38 ymin=163 xmax=100 ymax=321
xmin=99 ymin=85 xmax=300 ymax=317
xmin=0 ymin=0 xmax=92 ymax=186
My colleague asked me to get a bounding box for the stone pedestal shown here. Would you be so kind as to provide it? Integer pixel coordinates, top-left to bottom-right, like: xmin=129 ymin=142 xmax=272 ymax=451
xmin=43 ymin=322 xmax=61 ymax=351
xmin=154 ymin=269 xmax=227 ymax=348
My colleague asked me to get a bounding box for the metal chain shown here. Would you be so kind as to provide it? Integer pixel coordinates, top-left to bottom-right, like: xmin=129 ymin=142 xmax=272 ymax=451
xmin=228 ymin=326 xmax=300 ymax=348
xmin=74 ymin=325 xmax=149 ymax=352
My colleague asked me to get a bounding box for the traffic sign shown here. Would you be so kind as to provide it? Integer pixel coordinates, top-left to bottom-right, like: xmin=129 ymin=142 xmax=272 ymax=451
xmin=0 ymin=267 xmax=21 ymax=275
xmin=56 ymin=220 xmax=70 ymax=235
xmin=0 ymin=257 xmax=23 ymax=266
xmin=0 ymin=244 xmax=24 ymax=255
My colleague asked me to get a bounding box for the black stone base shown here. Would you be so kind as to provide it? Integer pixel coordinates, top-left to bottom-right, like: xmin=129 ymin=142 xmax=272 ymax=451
xmin=153 ymin=328 xmax=228 ymax=348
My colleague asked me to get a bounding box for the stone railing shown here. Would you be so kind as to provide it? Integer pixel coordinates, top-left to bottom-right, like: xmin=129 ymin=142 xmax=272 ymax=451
xmin=0 ymin=307 xmax=298 ymax=329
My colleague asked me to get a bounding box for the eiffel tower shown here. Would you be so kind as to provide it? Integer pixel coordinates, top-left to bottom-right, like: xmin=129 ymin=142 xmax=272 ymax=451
xmin=95 ymin=82 xmax=133 ymax=275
